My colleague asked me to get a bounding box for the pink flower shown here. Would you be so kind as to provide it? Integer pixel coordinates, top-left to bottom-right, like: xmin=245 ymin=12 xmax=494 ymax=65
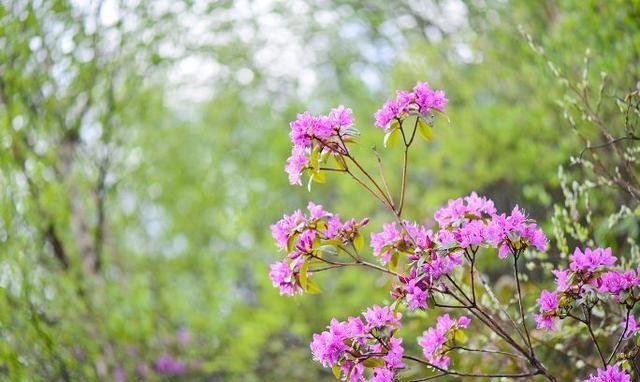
xmin=583 ymin=364 xmax=631 ymax=382
xmin=537 ymin=289 xmax=559 ymax=311
xmin=270 ymin=209 xmax=305 ymax=250
xmin=373 ymin=82 xmax=447 ymax=130
xmin=534 ymin=290 xmax=558 ymax=331
xmin=433 ymin=192 xmax=495 ymax=227
xmin=294 ymin=229 xmax=315 ymax=254
xmin=370 ymin=220 xmax=434 ymax=266
xmin=289 ymin=112 xmax=334 ymax=147
xmin=310 ymin=329 xmax=348 ymax=367
xmin=363 ymin=305 xmax=401 ymax=329
xmin=417 ymin=314 xmax=471 ymax=370
xmin=307 ymin=201 xmax=329 ymax=219
xmin=340 ymin=361 xmax=365 ymax=382
xmin=370 ymin=223 xmax=402 ymax=264
xmin=569 ymin=247 xmax=616 ymax=273
xmin=597 ymin=270 xmax=639 ymax=298
xmin=155 ymin=354 xmax=185 ymax=375
xmin=488 ymin=206 xmax=547 ymax=258
xmin=285 ymin=146 xmax=309 ymax=185
xmin=553 ymin=269 xmax=570 ymax=292
xmin=413 ymin=82 xmax=448 ymax=113
xmin=285 ymin=106 xmax=357 ymax=185
xmin=371 ymin=368 xmax=395 ymax=382
xmin=269 ymin=260 xmax=302 ymax=296
xmin=310 ymin=306 xmax=403 ymax=380
xmin=404 ymin=279 xmax=429 ymax=311
xmin=328 ymin=105 xmax=354 ymax=128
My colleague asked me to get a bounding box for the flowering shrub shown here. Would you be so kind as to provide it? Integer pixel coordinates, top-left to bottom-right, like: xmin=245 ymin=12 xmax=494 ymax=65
xmin=310 ymin=305 xmax=404 ymax=381
xmin=269 ymin=81 xmax=639 ymax=381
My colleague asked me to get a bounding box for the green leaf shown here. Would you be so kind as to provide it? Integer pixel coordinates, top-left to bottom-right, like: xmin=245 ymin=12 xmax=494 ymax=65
xmin=333 ymin=155 xmax=347 ymax=170
xmin=362 ymin=357 xmax=384 ymax=368
xmin=305 ymin=278 xmax=321 ymax=294
xmin=389 ymin=251 xmax=399 ymax=272
xmin=317 ymin=245 xmax=337 ymax=256
xmin=417 ymin=119 xmax=433 ymax=141
xmin=353 ymin=233 xmax=364 ymax=252
xmin=287 ymin=233 xmax=297 ymax=252
xmin=332 ymin=364 xmax=341 ymax=379
xmin=313 ymin=170 xmax=326 ymax=184
xmin=383 ymin=128 xmax=400 ymax=148
xmin=454 ymin=329 xmax=466 ymax=343
xmin=432 ymin=108 xmax=451 ymax=123
xmin=299 ymin=260 xmax=309 ymax=290
xmin=310 ymin=147 xmax=320 ymax=168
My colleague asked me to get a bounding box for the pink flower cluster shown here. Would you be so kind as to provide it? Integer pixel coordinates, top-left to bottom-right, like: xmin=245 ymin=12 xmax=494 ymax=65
xmin=369 ymin=220 xmax=462 ymax=310
xmin=370 ymin=221 xmax=433 ymax=265
xmin=285 ymin=106 xmax=355 ymax=185
xmin=370 ymin=193 xmax=547 ymax=311
xmin=310 ymin=305 xmax=404 ymax=382
xmin=534 ymin=290 xmax=559 ymax=330
xmin=417 ymin=314 xmax=471 ymax=369
xmin=374 ymin=82 xmax=448 ymax=130
xmin=269 ymin=202 xmax=368 ymax=295
xmin=535 ymin=247 xmax=640 ymax=330
xmin=434 ymin=193 xmax=546 ymax=258
xmin=583 ymin=365 xmax=631 ymax=382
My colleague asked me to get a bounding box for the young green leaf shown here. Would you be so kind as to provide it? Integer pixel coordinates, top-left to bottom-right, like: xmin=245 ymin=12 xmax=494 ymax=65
xmin=306 ymin=278 xmax=321 ymax=294
xmin=299 ymin=260 xmax=309 ymax=290
xmin=353 ymin=233 xmax=364 ymax=252
xmin=383 ymin=128 xmax=400 ymax=148
xmin=417 ymin=119 xmax=433 ymax=141
xmin=332 ymin=364 xmax=341 ymax=379
xmin=389 ymin=252 xmax=399 ymax=272
xmin=362 ymin=357 xmax=385 ymax=368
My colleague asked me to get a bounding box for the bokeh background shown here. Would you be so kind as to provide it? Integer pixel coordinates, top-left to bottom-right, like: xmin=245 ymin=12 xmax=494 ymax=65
xmin=1 ymin=0 xmax=639 ymax=380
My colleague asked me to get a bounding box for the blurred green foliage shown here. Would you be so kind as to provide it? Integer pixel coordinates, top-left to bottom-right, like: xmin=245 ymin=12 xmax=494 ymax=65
xmin=0 ymin=0 xmax=639 ymax=380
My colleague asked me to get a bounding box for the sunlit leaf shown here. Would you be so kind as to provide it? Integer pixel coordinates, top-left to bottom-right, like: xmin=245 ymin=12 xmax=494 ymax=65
xmin=383 ymin=128 xmax=400 ymax=148
xmin=454 ymin=329 xmax=466 ymax=343
xmin=389 ymin=252 xmax=399 ymax=272
xmin=353 ymin=233 xmax=364 ymax=252
xmin=362 ymin=357 xmax=384 ymax=368
xmin=332 ymin=364 xmax=341 ymax=379
xmin=306 ymin=278 xmax=321 ymax=294
xmin=417 ymin=118 xmax=433 ymax=141
xmin=299 ymin=260 xmax=309 ymax=290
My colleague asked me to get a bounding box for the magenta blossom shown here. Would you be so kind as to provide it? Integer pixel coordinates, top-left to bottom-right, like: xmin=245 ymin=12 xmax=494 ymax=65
xmin=569 ymin=247 xmax=616 ymax=274
xmin=596 ymin=269 xmax=640 ymax=300
xmin=285 ymin=146 xmax=310 ymax=185
xmin=310 ymin=305 xmax=403 ymax=381
xmin=374 ymin=82 xmax=447 ymax=130
xmin=534 ymin=290 xmax=559 ymax=330
xmin=418 ymin=314 xmax=471 ymax=370
xmin=433 ymin=192 xmax=495 ymax=228
xmin=370 ymin=222 xmax=402 ymax=264
xmin=269 ymin=259 xmax=303 ymax=296
xmin=363 ymin=305 xmax=402 ymax=329
xmin=583 ymin=364 xmax=631 ymax=382
xmin=488 ymin=206 xmax=547 ymax=259
xmin=155 ymin=354 xmax=185 ymax=376
xmin=285 ymin=106 xmax=356 ymax=185
xmin=269 ymin=202 xmax=369 ymax=295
